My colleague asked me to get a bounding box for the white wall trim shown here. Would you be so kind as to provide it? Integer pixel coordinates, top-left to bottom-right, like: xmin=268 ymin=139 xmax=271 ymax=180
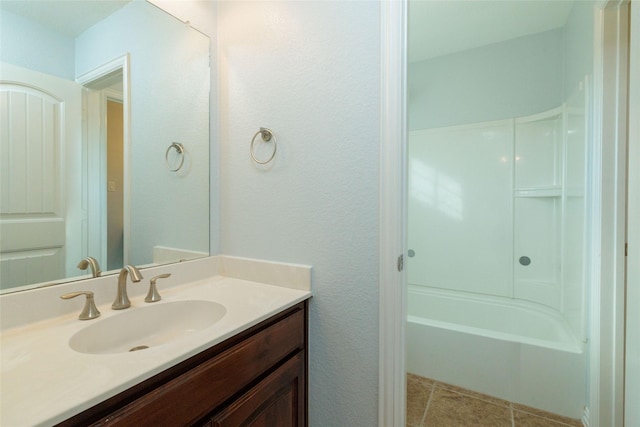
xmin=583 ymin=406 xmax=591 ymax=427
xmin=624 ymin=2 xmax=640 ymax=425
xmin=76 ymin=54 xmax=131 ymax=266
xmin=588 ymin=1 xmax=629 ymax=426
xmin=378 ymin=1 xmax=407 ymax=426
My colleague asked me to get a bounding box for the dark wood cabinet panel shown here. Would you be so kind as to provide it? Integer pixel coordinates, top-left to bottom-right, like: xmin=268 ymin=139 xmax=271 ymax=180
xmin=210 ymin=352 xmax=304 ymax=427
xmin=57 ymin=301 xmax=308 ymax=427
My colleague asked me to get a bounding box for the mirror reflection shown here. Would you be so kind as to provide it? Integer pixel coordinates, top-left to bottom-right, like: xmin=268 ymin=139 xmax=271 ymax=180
xmin=0 ymin=0 xmax=210 ymax=293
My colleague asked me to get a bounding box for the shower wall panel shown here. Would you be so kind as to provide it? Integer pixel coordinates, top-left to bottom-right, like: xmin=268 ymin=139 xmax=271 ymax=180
xmin=409 ymin=103 xmax=586 ymax=317
xmin=562 ymin=82 xmax=588 ymax=341
xmin=513 ymin=110 xmax=563 ymax=310
xmin=408 ymin=120 xmax=513 ymax=297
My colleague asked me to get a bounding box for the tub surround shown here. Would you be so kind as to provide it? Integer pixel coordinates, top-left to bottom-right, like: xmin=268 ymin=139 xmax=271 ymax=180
xmin=0 ymin=255 xmax=312 ymax=426
xmin=406 ymin=285 xmax=585 ymax=419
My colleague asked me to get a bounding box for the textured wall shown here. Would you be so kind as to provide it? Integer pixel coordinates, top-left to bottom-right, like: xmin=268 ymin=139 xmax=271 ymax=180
xmin=217 ymin=1 xmax=380 ymax=425
xmin=408 ymin=29 xmax=564 ymax=131
xmin=0 ymin=9 xmax=75 ymax=80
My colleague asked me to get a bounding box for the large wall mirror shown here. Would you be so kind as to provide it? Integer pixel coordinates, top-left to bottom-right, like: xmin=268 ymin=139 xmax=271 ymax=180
xmin=0 ymin=0 xmax=210 ymax=293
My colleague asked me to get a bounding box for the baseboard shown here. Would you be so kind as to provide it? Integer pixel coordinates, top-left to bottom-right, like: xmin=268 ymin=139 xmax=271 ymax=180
xmin=582 ymin=406 xmax=590 ymax=427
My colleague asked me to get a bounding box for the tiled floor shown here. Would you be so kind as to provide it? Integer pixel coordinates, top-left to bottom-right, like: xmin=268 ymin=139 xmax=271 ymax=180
xmin=407 ymin=373 xmax=583 ymax=427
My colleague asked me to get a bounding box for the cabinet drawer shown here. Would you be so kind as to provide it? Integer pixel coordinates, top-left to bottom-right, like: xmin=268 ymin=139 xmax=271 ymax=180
xmin=90 ymin=308 xmax=305 ymax=426
xmin=210 ymin=352 xmax=305 ymax=427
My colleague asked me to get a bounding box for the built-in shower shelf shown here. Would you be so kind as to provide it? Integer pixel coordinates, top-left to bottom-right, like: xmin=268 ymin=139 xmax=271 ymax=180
xmin=514 ymin=186 xmax=561 ymax=198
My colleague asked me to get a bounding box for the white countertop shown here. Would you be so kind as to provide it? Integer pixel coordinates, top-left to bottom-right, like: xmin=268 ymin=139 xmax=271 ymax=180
xmin=0 ymin=256 xmax=312 ymax=427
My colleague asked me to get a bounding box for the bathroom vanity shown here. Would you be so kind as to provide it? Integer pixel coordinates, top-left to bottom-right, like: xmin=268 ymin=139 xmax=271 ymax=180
xmin=0 ymin=256 xmax=312 ymax=427
xmin=59 ymin=301 xmax=307 ymax=426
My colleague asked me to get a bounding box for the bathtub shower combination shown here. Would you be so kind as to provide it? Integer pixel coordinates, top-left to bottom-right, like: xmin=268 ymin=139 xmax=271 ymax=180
xmin=406 ymin=90 xmax=588 ymax=419
xmin=406 ymin=285 xmax=585 ymax=418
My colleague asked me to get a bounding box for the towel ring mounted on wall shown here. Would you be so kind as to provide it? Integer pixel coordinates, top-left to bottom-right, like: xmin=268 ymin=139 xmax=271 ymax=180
xmin=165 ymin=142 xmax=185 ymax=172
xmin=250 ymin=128 xmax=277 ymax=165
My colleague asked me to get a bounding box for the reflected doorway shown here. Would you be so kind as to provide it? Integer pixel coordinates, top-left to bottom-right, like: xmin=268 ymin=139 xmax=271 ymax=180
xmin=106 ymin=99 xmax=124 ymax=270
xmin=79 ymin=55 xmax=130 ymax=273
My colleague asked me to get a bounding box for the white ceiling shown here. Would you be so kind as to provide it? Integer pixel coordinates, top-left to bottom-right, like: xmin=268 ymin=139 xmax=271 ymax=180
xmin=408 ymin=0 xmax=575 ymax=63
xmin=0 ymin=0 xmax=131 ymax=37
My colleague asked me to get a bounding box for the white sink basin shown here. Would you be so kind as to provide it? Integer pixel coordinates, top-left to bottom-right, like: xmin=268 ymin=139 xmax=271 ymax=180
xmin=69 ymin=300 xmax=226 ymax=354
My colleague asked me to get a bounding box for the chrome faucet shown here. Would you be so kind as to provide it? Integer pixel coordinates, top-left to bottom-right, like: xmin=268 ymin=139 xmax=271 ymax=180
xmin=77 ymin=257 xmax=102 ymax=278
xmin=112 ymin=265 xmax=143 ymax=310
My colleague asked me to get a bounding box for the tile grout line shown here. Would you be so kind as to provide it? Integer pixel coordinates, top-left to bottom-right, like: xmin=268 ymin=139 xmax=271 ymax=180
xmin=419 ymin=382 xmax=436 ymax=427
xmin=510 ymin=403 xmax=515 ymax=427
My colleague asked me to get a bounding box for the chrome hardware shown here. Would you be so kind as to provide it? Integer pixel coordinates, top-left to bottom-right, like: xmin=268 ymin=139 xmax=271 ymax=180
xmin=112 ymin=265 xmax=143 ymax=310
xmin=165 ymin=142 xmax=185 ymax=172
xmin=77 ymin=257 xmax=101 ymax=278
xmin=145 ymin=273 xmax=171 ymax=303
xmin=250 ymin=127 xmax=277 ymax=164
xmin=397 ymin=254 xmax=404 ymax=272
xmin=60 ymin=291 xmax=101 ymax=320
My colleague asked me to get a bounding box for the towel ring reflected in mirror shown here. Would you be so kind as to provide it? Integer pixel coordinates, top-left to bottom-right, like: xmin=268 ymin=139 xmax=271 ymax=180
xmin=250 ymin=127 xmax=277 ymax=165
xmin=165 ymin=142 xmax=185 ymax=172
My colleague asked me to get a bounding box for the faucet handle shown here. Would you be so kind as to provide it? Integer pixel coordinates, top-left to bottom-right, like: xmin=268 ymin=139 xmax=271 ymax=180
xmin=145 ymin=274 xmax=171 ymax=303
xmin=60 ymin=291 xmax=101 ymax=320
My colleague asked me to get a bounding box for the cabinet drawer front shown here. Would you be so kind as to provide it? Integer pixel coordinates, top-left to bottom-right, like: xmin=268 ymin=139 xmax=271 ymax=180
xmin=210 ymin=352 xmax=304 ymax=427
xmin=92 ymin=308 xmax=305 ymax=426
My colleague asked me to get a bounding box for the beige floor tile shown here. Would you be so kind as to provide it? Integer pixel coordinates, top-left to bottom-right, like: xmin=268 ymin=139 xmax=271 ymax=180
xmin=435 ymin=381 xmax=511 ymax=408
xmin=513 ymin=409 xmax=581 ymax=427
xmin=423 ymin=387 xmax=512 ymax=427
xmin=406 ymin=374 xmax=434 ymax=426
xmin=512 ymin=404 xmax=582 ymax=426
xmin=408 ymin=373 xmax=435 ymax=388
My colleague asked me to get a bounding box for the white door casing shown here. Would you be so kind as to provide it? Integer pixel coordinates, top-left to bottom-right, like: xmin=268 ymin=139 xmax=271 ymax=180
xmin=589 ymin=2 xmax=629 ymax=425
xmin=378 ymin=1 xmax=407 ymax=426
xmin=77 ymin=54 xmax=131 ymax=272
xmin=624 ymin=1 xmax=640 ymax=425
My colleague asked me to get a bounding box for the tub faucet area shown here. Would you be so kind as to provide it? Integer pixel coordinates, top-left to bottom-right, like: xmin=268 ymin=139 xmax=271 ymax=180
xmin=112 ymin=265 xmax=144 ymax=310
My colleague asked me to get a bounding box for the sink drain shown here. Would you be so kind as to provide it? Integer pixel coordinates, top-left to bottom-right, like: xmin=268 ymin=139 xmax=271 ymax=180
xmin=129 ymin=345 xmax=149 ymax=352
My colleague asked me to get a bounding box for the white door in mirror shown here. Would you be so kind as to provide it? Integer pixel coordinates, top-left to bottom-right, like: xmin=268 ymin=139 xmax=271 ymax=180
xmin=0 ymin=64 xmax=83 ymax=291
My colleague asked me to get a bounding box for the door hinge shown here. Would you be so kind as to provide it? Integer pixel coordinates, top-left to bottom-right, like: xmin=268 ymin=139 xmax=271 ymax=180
xmin=625 ymin=243 xmax=628 ymax=257
xmin=397 ymin=254 xmax=404 ymax=272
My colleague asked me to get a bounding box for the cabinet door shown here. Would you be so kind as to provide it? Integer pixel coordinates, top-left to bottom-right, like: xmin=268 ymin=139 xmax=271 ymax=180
xmin=72 ymin=308 xmax=305 ymax=427
xmin=211 ymin=352 xmax=305 ymax=427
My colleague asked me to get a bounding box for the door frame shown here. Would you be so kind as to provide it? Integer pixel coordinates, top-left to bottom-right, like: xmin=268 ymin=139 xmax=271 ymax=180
xmin=589 ymin=1 xmax=629 ymax=425
xmin=624 ymin=1 xmax=640 ymax=425
xmin=77 ymin=54 xmax=131 ymax=270
xmin=378 ymin=1 xmax=630 ymax=426
xmin=378 ymin=1 xmax=407 ymax=426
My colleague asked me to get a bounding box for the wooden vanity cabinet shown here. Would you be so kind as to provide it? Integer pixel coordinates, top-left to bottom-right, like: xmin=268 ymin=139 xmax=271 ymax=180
xmin=57 ymin=301 xmax=308 ymax=427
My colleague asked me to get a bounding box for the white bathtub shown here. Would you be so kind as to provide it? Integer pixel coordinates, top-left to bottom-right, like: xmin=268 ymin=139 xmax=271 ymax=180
xmin=406 ymin=285 xmax=586 ymax=419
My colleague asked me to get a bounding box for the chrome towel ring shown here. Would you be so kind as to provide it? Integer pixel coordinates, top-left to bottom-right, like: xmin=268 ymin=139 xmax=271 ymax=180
xmin=250 ymin=128 xmax=277 ymax=165
xmin=165 ymin=142 xmax=185 ymax=172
